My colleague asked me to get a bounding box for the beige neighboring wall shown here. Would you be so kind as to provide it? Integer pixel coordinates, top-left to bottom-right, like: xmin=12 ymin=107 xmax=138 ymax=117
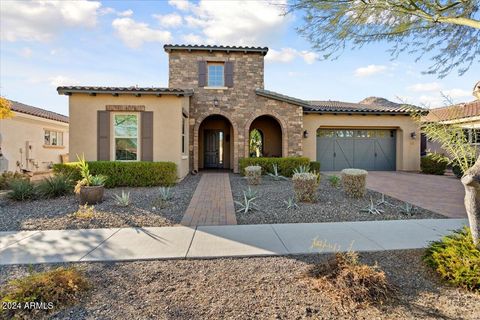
xmin=303 ymin=113 xmax=421 ymax=171
xmin=69 ymin=94 xmax=190 ymax=179
xmin=0 ymin=112 xmax=69 ymax=172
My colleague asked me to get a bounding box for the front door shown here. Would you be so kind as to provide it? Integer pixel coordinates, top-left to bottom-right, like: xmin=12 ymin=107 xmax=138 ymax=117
xmin=204 ymin=130 xmax=223 ymax=168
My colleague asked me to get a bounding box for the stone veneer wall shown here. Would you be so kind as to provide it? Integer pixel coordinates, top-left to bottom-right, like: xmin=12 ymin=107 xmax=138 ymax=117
xmin=168 ymin=50 xmax=303 ymax=173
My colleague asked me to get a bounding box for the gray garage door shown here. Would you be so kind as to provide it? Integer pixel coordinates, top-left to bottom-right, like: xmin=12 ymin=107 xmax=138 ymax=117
xmin=317 ymin=129 xmax=396 ymax=171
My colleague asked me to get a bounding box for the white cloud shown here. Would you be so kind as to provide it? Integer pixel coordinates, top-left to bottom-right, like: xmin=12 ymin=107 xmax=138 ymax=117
xmin=407 ymin=82 xmax=442 ymax=92
xmin=153 ymin=13 xmax=183 ymax=28
xmin=19 ymin=47 xmax=33 ymax=58
xmin=1 ymin=0 xmax=102 ymax=42
xmin=354 ymin=64 xmax=388 ymax=77
xmin=168 ymin=0 xmax=191 ymax=11
xmin=182 ymin=33 xmax=203 ymax=44
xmin=49 ymin=75 xmax=78 ymax=87
xmin=442 ymin=88 xmax=471 ymax=99
xmin=176 ymin=0 xmax=288 ymax=45
xmin=112 ymin=18 xmax=172 ymax=49
xmin=266 ymin=48 xmax=318 ymax=64
xmin=418 ymin=95 xmax=443 ymax=107
xmin=118 ymin=9 xmax=134 ymax=17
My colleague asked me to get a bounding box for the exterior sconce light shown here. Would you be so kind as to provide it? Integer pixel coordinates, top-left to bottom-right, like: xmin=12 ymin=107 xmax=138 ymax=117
xmin=303 ymin=130 xmax=309 ymax=138
xmin=213 ymin=97 xmax=219 ymax=107
xmin=410 ymin=132 xmax=417 ymax=139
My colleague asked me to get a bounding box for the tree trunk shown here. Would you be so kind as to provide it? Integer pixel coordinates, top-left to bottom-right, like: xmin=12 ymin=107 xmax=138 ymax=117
xmin=461 ymin=156 xmax=480 ymax=248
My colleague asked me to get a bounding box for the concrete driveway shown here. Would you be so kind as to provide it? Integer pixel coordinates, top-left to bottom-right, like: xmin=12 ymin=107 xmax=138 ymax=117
xmin=366 ymin=171 xmax=466 ymax=218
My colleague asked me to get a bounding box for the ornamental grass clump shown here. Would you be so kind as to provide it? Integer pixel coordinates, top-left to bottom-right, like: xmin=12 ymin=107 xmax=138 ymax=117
xmin=7 ymin=178 xmax=36 ymax=201
xmin=292 ymin=172 xmax=319 ymax=202
xmin=245 ymin=165 xmax=262 ymax=185
xmin=36 ymin=174 xmax=73 ymax=198
xmin=0 ymin=267 xmax=90 ymax=319
xmin=306 ymin=251 xmax=395 ymax=309
xmin=341 ymin=168 xmax=367 ymax=198
xmin=423 ymin=227 xmax=480 ymax=292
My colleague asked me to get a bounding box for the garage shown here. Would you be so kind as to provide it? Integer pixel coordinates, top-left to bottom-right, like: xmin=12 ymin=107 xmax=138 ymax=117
xmin=316 ymin=129 xmax=396 ymax=171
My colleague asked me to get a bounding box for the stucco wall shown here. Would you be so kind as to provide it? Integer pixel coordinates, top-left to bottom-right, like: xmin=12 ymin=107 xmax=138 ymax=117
xmin=69 ymin=94 xmax=190 ymax=179
xmin=0 ymin=112 xmax=69 ymax=172
xmin=303 ymin=114 xmax=421 ymax=171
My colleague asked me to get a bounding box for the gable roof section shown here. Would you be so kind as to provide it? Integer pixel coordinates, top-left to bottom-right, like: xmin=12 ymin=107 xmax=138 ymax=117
xmin=8 ymin=100 xmax=69 ymax=123
xmin=256 ymin=89 xmax=421 ymax=114
xmin=422 ymin=100 xmax=480 ymax=122
xmin=164 ymin=44 xmax=269 ymax=56
xmin=57 ymin=86 xmax=193 ymax=96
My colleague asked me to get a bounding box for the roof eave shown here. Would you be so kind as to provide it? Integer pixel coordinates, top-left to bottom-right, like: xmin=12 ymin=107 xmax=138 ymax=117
xmin=163 ymin=45 xmax=269 ymax=56
xmin=255 ymin=89 xmax=309 ymax=107
xmin=303 ymin=110 xmax=415 ymax=115
xmin=57 ymin=88 xmax=194 ymax=97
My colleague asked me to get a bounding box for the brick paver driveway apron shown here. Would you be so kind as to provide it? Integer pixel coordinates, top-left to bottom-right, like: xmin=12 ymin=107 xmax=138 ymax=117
xmin=181 ymin=172 xmax=237 ymax=226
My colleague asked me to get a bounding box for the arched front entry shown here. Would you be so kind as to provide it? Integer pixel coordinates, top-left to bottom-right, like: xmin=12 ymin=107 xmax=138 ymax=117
xmin=247 ymin=115 xmax=283 ymax=158
xmin=196 ymin=114 xmax=235 ymax=170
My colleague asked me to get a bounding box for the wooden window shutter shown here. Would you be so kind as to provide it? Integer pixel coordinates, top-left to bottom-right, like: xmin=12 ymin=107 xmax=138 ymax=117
xmin=198 ymin=61 xmax=207 ymax=87
xmin=225 ymin=61 xmax=234 ymax=87
xmin=97 ymin=111 xmax=110 ymax=160
xmin=141 ymin=111 xmax=154 ymax=161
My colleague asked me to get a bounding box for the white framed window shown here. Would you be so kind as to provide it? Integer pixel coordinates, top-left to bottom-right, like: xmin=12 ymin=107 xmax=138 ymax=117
xmin=182 ymin=115 xmax=187 ymax=154
xmin=44 ymin=130 xmax=63 ymax=146
xmin=464 ymin=128 xmax=480 ymax=145
xmin=207 ymin=63 xmax=224 ymax=87
xmin=113 ymin=113 xmax=139 ymax=161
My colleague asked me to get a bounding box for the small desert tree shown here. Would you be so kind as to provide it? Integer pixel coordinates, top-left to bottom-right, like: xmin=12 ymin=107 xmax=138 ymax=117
xmin=0 ymin=96 xmax=13 ymax=119
xmin=415 ymin=107 xmax=479 ymax=248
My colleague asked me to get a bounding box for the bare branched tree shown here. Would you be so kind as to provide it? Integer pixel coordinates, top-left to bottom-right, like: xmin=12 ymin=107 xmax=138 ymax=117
xmin=288 ymin=0 xmax=480 ymax=78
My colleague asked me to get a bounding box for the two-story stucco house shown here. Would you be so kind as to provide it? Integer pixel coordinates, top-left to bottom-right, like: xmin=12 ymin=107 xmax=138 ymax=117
xmin=58 ymin=44 xmax=421 ymax=178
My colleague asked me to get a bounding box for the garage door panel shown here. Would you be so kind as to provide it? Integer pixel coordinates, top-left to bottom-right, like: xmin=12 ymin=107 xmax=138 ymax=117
xmin=316 ymin=138 xmax=334 ymax=171
xmin=354 ymin=139 xmax=375 ymax=170
xmin=375 ymin=137 xmax=396 ymax=171
xmin=334 ymin=140 xmax=354 ymax=171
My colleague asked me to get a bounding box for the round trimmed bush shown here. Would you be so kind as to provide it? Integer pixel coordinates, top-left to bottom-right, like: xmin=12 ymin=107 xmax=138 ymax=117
xmin=421 ymin=153 xmax=448 ymax=175
xmin=245 ymin=165 xmax=262 ymax=185
xmin=341 ymin=168 xmax=367 ymax=198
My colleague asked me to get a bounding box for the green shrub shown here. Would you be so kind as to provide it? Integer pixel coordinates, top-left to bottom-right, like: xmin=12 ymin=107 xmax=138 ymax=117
xmin=7 ymin=179 xmax=36 ymax=201
xmin=53 ymin=161 xmax=177 ymax=188
xmin=421 ymin=153 xmax=448 ymax=175
xmin=239 ymin=157 xmax=310 ymax=177
xmin=0 ymin=267 xmax=90 ymax=319
xmin=423 ymin=227 xmax=480 ymax=292
xmin=310 ymin=161 xmax=321 ymax=172
xmin=0 ymin=171 xmax=29 ymax=190
xmin=36 ymin=174 xmax=73 ymax=198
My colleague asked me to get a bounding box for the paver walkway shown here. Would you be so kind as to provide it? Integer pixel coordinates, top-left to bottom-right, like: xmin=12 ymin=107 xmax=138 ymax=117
xmin=366 ymin=171 xmax=466 ymax=218
xmin=181 ymin=172 xmax=237 ymax=226
xmin=0 ymin=219 xmax=467 ymax=265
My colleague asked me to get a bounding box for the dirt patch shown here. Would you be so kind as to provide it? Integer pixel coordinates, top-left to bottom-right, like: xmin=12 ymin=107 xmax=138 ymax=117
xmin=0 ymin=250 xmax=478 ymax=319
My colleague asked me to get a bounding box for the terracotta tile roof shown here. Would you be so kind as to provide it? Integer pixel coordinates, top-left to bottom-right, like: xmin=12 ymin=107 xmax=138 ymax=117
xmin=8 ymin=100 xmax=69 ymax=123
xmin=422 ymin=100 xmax=480 ymax=122
xmin=57 ymin=86 xmax=193 ymax=96
xmin=164 ymin=44 xmax=269 ymax=55
xmin=256 ymin=89 xmax=421 ymax=114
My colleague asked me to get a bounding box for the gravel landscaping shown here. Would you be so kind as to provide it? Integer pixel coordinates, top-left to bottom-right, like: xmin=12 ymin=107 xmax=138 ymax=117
xmin=1 ymin=250 xmax=478 ymax=319
xmin=0 ymin=174 xmax=201 ymax=231
xmin=231 ymin=173 xmax=445 ymax=224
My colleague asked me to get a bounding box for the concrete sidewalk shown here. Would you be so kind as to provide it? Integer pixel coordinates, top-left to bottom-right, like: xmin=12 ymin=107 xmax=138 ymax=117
xmin=0 ymin=219 xmax=468 ymax=265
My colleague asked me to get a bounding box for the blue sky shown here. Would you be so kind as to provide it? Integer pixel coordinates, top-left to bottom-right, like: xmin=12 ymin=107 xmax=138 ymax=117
xmin=1 ymin=0 xmax=478 ymax=116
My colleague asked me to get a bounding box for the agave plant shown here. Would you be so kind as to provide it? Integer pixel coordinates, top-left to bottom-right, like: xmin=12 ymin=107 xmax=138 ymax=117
xmin=399 ymin=202 xmax=417 ymax=216
xmin=113 ymin=190 xmax=131 ymax=207
xmin=376 ymin=193 xmax=394 ymax=207
xmin=234 ymin=190 xmax=259 ymax=214
xmin=267 ymin=163 xmax=288 ymax=181
xmin=159 ymin=186 xmax=173 ymax=201
xmin=293 ymin=165 xmax=311 ymax=175
xmin=244 ymin=186 xmax=258 ymax=200
xmin=360 ymin=197 xmax=384 ymax=215
xmin=283 ymin=197 xmax=298 ymax=210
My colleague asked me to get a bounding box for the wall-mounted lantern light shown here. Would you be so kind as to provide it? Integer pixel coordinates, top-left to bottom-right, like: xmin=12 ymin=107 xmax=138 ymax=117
xmin=303 ymin=130 xmax=309 ymax=138
xmin=213 ymin=97 xmax=219 ymax=107
xmin=410 ymin=132 xmax=417 ymax=139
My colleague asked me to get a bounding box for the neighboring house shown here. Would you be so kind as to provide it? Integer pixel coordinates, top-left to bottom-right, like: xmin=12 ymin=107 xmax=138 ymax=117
xmin=0 ymin=100 xmax=69 ymax=173
xmin=421 ymin=82 xmax=480 ymax=156
xmin=58 ymin=44 xmax=421 ymax=178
